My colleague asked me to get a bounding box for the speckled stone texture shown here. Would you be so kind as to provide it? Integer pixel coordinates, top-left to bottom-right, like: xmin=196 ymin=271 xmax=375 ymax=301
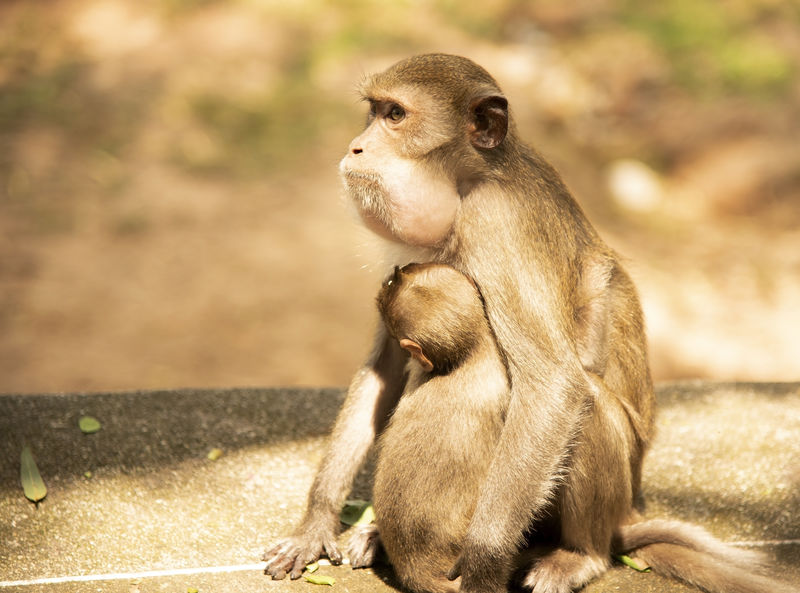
xmin=1 ymin=383 xmax=798 ymax=592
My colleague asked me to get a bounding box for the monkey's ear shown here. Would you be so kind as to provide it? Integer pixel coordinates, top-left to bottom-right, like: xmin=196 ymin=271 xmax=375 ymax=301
xmin=468 ymin=95 xmax=508 ymax=149
xmin=399 ymin=338 xmax=434 ymax=372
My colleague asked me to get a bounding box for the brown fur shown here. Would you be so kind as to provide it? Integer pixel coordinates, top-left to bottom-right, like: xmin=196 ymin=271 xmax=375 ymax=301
xmin=369 ymin=263 xmax=508 ymax=593
xmin=263 ymin=54 xmax=795 ymax=593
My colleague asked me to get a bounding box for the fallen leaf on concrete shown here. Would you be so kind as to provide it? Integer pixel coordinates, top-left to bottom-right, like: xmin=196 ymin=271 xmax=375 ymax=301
xmin=615 ymin=554 xmax=651 ymax=572
xmin=304 ymin=573 xmax=335 ymax=586
xmin=79 ymin=416 xmax=102 ymax=434
xmin=340 ymin=500 xmax=375 ymax=526
xmin=20 ymin=446 xmax=47 ymax=503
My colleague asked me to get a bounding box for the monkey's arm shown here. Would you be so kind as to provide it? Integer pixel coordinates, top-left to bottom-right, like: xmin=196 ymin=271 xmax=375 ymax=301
xmin=263 ymin=327 xmax=407 ymax=580
xmin=450 ymin=356 xmax=591 ymax=592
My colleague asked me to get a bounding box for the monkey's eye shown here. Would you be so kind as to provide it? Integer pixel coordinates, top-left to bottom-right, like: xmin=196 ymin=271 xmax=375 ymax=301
xmin=388 ymin=104 xmax=406 ymax=122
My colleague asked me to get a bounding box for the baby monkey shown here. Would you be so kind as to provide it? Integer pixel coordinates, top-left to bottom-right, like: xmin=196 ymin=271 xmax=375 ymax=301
xmin=351 ymin=262 xmax=510 ymax=593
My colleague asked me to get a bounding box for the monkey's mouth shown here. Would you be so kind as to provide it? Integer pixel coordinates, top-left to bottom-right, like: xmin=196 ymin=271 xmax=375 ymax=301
xmin=341 ymin=169 xmax=381 ymax=188
xmin=341 ymin=170 xmax=388 ymax=213
xmin=340 ymin=169 xmax=397 ymax=238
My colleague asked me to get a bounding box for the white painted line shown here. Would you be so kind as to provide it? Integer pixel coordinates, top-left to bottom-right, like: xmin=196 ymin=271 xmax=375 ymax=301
xmin=0 ymin=564 xmax=265 ymax=588
xmin=0 ymin=558 xmax=350 ymax=588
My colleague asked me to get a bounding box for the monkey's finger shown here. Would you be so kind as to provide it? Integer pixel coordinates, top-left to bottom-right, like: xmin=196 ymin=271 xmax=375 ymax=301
xmin=264 ymin=549 xmax=297 ymax=579
xmin=265 ymin=557 xmax=293 ymax=579
xmin=289 ymin=550 xmax=321 ymax=580
xmin=446 ymin=560 xmax=462 ymax=581
xmin=325 ymin=541 xmax=343 ymax=565
xmin=266 ymin=558 xmax=293 ymax=580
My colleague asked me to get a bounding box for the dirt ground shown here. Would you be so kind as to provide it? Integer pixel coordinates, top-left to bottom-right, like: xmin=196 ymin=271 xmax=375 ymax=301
xmin=1 ymin=0 xmax=799 ymax=394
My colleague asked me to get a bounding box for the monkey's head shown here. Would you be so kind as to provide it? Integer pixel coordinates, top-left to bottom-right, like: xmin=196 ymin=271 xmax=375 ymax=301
xmin=340 ymin=54 xmax=510 ymax=248
xmin=377 ymin=262 xmax=487 ymax=374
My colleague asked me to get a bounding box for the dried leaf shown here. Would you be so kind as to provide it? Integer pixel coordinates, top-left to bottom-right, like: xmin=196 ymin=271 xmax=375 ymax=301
xmin=304 ymin=573 xmax=335 ymax=586
xmin=340 ymin=500 xmax=375 ymax=526
xmin=615 ymin=554 xmax=651 ymax=572
xmin=79 ymin=416 xmax=102 ymax=434
xmin=20 ymin=446 xmax=47 ymax=503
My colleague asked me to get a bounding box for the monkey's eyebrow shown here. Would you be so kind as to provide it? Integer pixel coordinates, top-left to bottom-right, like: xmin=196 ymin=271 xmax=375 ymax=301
xmin=361 ymin=95 xmax=390 ymax=105
xmin=360 ymin=87 xmax=405 ymax=102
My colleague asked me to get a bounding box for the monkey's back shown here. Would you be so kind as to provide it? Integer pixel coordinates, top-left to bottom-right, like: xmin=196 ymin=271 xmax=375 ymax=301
xmin=374 ymin=356 xmax=508 ymax=593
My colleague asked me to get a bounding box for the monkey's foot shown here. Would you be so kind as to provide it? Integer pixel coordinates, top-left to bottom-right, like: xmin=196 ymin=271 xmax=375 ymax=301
xmin=521 ymin=548 xmax=608 ymax=593
xmin=347 ymin=524 xmax=382 ymax=568
xmin=263 ymin=531 xmax=342 ymax=580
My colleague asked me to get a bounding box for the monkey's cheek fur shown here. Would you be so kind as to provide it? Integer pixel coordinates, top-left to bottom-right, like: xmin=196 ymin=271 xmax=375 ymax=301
xmin=340 ymin=171 xmax=397 ymax=240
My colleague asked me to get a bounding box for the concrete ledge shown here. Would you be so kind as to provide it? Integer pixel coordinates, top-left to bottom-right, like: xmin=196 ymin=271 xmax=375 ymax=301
xmin=1 ymin=383 xmax=798 ymax=592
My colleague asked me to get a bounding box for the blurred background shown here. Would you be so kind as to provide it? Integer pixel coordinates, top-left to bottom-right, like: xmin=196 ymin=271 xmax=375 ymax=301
xmin=1 ymin=0 xmax=799 ymax=394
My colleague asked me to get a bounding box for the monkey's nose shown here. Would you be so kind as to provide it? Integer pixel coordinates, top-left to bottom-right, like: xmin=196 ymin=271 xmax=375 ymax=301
xmin=348 ymin=137 xmax=364 ymax=155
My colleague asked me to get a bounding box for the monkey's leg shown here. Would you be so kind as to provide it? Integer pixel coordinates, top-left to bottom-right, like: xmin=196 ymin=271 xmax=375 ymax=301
xmin=264 ymin=329 xmax=407 ymax=580
xmin=522 ymin=380 xmax=636 ymax=593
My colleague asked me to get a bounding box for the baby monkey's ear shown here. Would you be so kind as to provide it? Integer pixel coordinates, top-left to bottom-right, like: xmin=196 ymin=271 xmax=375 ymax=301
xmin=399 ymin=338 xmax=434 ymax=372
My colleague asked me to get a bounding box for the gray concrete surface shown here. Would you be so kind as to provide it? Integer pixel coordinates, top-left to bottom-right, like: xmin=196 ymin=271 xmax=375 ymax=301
xmin=1 ymin=383 xmax=798 ymax=593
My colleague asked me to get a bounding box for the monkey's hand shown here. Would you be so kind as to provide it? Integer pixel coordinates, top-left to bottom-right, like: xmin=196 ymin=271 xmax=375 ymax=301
xmin=263 ymin=525 xmax=342 ymax=580
xmin=448 ymin=545 xmax=508 ymax=593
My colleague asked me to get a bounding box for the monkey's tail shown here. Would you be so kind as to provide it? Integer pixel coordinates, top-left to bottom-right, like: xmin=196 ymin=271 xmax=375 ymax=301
xmin=614 ymin=519 xmax=798 ymax=593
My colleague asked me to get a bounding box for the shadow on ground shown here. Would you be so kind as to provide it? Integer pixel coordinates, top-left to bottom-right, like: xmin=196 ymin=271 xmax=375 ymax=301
xmin=1 ymin=383 xmax=798 ymax=592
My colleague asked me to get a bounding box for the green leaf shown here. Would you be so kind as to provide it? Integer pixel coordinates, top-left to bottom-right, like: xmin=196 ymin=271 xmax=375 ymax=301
xmin=340 ymin=500 xmax=375 ymax=526
xmin=304 ymin=573 xmax=335 ymax=586
xmin=305 ymin=562 xmax=319 ymax=573
xmin=79 ymin=416 xmax=102 ymax=434
xmin=615 ymin=554 xmax=651 ymax=572
xmin=20 ymin=446 xmax=47 ymax=503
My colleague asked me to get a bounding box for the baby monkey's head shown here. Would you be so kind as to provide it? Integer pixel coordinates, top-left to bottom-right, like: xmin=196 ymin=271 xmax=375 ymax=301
xmin=377 ymin=262 xmax=488 ymax=374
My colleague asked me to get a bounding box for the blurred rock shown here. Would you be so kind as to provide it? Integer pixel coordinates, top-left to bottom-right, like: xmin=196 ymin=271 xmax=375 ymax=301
xmin=671 ymin=136 xmax=800 ymax=221
xmin=607 ymin=159 xmax=664 ymax=212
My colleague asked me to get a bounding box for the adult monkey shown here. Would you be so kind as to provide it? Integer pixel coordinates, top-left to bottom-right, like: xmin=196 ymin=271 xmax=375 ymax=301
xmin=264 ymin=54 xmax=787 ymax=593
